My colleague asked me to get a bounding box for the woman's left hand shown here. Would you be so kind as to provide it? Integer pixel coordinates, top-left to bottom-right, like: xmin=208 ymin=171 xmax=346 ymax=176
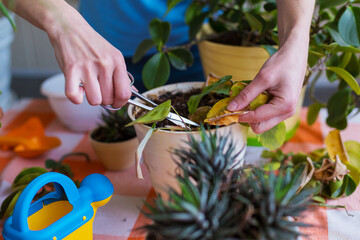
xmin=227 ymin=38 xmax=308 ymax=134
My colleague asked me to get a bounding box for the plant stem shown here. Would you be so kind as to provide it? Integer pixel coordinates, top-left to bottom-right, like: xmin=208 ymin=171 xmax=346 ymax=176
xmin=309 ymin=70 xmax=323 ymax=104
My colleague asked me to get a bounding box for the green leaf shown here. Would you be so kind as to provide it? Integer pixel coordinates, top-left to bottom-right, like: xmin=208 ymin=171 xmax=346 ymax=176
xmin=264 ymin=2 xmax=277 ymax=12
xmin=320 ymin=0 xmax=349 ymax=10
xmin=187 ymin=75 xmax=232 ymax=114
xmin=261 ymin=45 xmax=277 ymax=56
xmin=126 ymin=100 xmax=171 ymax=126
xmin=263 ymin=162 xmax=281 ymax=171
xmin=326 ymin=66 xmax=360 ymax=95
xmin=0 ymin=190 xmax=21 ymax=219
xmin=188 ymin=12 xmax=208 ymax=40
xmin=344 ymin=175 xmax=357 ymax=196
xmin=0 ymin=3 xmax=16 ymax=30
xmin=329 ymin=179 xmax=343 ymax=198
xmin=132 ymin=39 xmax=156 ymax=63
xmin=142 ymin=53 xmax=170 ymax=90
xmin=13 ymin=167 xmax=48 ymax=185
xmin=312 ymin=196 xmax=326 ymax=204
xmin=345 ymin=53 xmax=360 ymax=78
xmin=325 ymin=23 xmax=350 ymax=47
xmin=259 ymin=122 xmax=286 ymax=150
xmin=344 ymin=140 xmax=360 ymax=170
xmin=45 ymin=159 xmax=59 ymax=169
xmin=167 ymin=48 xmax=194 ymax=70
xmin=149 ymin=18 xmax=171 ymax=48
xmin=327 ymin=88 xmax=351 ymax=122
xmin=185 ymin=2 xmax=202 ymax=24
xmin=244 ymin=12 xmax=263 ymax=33
xmin=338 ymin=7 xmax=360 ymax=47
xmin=334 ymin=45 xmax=360 ymax=54
xmin=326 ymin=115 xmax=348 ymax=130
xmin=165 ymin=0 xmax=184 ymax=16
xmin=340 ymin=52 xmax=352 ymax=68
xmin=307 ymin=102 xmax=324 ymax=125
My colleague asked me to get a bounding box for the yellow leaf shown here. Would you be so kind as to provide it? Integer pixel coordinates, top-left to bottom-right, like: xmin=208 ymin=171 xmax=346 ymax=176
xmin=204 ymin=97 xmax=247 ymax=126
xmin=324 ymin=130 xmax=349 ymax=162
xmin=324 ymin=130 xmax=360 ymax=185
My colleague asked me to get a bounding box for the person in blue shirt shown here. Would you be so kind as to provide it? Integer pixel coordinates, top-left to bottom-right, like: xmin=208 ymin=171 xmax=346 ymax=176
xmin=4 ymin=0 xmax=315 ymax=134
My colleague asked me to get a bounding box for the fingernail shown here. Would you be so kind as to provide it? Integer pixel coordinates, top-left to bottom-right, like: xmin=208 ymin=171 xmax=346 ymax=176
xmin=227 ymin=102 xmax=238 ymax=111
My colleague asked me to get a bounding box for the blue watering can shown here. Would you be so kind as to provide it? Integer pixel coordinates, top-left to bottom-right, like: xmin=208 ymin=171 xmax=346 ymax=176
xmin=3 ymin=172 xmax=114 ymax=240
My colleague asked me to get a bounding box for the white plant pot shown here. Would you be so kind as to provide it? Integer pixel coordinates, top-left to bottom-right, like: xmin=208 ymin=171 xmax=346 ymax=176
xmin=0 ymin=15 xmax=16 ymax=111
xmin=128 ymin=82 xmax=248 ymax=197
xmin=40 ymin=73 xmax=105 ymax=132
xmin=89 ymin=129 xmax=138 ymax=171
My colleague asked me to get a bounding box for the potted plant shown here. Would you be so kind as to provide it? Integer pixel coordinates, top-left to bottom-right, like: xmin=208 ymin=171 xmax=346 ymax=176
xmin=90 ymin=106 xmax=138 ymax=171
xmin=133 ymin=0 xmax=360 ymax=144
xmin=142 ymin=129 xmax=316 ymax=240
xmin=127 ymin=75 xmax=284 ymax=196
xmin=0 ymin=1 xmax=16 ymax=110
xmin=305 ymin=1 xmax=360 ymax=130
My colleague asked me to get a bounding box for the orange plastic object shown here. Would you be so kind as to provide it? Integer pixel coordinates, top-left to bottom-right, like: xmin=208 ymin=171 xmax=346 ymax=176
xmin=0 ymin=117 xmax=61 ymax=158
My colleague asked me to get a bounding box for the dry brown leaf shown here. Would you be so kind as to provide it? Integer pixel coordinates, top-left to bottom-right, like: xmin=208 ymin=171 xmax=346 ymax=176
xmin=314 ymin=155 xmax=349 ymax=183
xmin=298 ymin=157 xmax=315 ymax=192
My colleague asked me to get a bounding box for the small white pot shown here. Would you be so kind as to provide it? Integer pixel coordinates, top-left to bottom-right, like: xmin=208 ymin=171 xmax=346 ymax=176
xmin=40 ymin=73 xmax=104 ymax=132
xmin=128 ymin=82 xmax=248 ymax=196
xmin=89 ymin=129 xmax=138 ymax=171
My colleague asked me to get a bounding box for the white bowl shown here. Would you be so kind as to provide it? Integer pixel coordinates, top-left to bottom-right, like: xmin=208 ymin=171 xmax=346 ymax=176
xmin=40 ymin=73 xmax=104 ymax=132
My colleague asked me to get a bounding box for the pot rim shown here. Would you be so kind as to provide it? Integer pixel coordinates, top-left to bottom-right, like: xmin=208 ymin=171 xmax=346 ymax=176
xmin=199 ymin=39 xmax=277 ymax=49
xmin=127 ymin=81 xmax=239 ymax=135
xmin=89 ymin=127 xmax=137 ymax=145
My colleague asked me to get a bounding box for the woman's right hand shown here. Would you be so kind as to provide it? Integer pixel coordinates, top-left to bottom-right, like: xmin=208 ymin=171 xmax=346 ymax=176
xmin=46 ymin=4 xmax=131 ymax=108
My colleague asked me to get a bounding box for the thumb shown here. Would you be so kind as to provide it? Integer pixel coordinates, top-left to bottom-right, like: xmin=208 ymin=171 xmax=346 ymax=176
xmin=227 ymin=75 xmax=268 ymax=111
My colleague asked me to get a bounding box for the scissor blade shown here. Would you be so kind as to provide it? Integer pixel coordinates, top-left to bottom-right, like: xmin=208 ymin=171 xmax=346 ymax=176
xmin=128 ymin=99 xmax=199 ymax=127
xmin=167 ymin=112 xmax=200 ymax=127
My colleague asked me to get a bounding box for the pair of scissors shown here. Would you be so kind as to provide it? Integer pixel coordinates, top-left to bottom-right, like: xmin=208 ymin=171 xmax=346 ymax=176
xmin=100 ymin=72 xmax=200 ymax=128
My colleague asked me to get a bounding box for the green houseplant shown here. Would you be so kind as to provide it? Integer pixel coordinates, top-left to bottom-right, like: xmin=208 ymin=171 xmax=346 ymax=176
xmin=90 ymin=106 xmax=138 ymax=171
xmin=142 ymin=128 xmax=316 ymax=240
xmin=306 ymin=0 xmax=360 ymax=130
xmin=127 ymin=75 xmax=285 ymax=195
xmin=134 ymin=0 xmax=360 ymax=135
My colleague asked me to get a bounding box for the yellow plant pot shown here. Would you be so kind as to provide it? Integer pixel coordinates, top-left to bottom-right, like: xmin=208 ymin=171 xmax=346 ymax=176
xmin=198 ymin=40 xmax=304 ymax=144
xmin=90 ymin=131 xmax=138 ymax=171
xmin=128 ymin=82 xmax=248 ymax=197
xmin=198 ymin=40 xmax=269 ymax=81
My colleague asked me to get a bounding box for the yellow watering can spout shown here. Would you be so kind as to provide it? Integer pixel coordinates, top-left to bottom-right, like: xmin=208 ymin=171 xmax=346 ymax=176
xmin=3 ymin=173 xmax=114 ymax=240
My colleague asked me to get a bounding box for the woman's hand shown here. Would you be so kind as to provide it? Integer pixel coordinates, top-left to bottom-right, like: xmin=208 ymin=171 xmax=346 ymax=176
xmin=7 ymin=0 xmax=132 ymax=108
xmin=227 ymin=34 xmax=309 ymax=134
xmin=48 ymin=8 xmax=131 ymax=108
xmin=227 ymin=0 xmax=315 ymax=134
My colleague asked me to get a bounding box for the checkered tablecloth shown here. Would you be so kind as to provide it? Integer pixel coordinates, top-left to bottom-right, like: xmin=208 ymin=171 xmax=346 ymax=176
xmin=0 ymin=99 xmax=359 ymax=240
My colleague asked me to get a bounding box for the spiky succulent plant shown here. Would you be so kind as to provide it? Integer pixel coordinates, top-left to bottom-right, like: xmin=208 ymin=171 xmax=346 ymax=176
xmin=91 ymin=106 xmax=136 ymax=143
xmin=143 ymin=129 xmax=316 ymax=240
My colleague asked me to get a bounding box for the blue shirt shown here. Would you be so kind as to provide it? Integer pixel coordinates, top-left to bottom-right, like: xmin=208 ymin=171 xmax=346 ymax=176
xmin=79 ymin=0 xmax=190 ymax=57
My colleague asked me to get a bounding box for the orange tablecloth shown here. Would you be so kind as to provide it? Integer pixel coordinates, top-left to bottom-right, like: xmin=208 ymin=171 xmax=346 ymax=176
xmin=0 ymin=99 xmax=359 ymax=240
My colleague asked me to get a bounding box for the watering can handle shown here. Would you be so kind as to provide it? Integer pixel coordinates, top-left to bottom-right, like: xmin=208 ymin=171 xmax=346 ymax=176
xmin=11 ymin=172 xmax=80 ymax=232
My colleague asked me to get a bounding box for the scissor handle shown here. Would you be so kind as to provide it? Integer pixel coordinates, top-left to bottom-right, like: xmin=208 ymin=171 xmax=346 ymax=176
xmin=101 ymin=72 xmax=135 ymax=111
xmin=101 ymin=71 xmax=158 ymax=111
xmin=127 ymin=72 xmax=135 ymax=86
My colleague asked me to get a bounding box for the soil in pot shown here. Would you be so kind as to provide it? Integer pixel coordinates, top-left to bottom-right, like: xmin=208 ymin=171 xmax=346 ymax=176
xmin=135 ymin=88 xmax=226 ymax=129
xmin=207 ymin=30 xmax=276 ymax=47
